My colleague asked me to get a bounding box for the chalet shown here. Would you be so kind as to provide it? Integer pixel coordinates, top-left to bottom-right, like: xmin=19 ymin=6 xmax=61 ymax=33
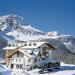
xmin=3 ymin=41 xmax=60 ymax=70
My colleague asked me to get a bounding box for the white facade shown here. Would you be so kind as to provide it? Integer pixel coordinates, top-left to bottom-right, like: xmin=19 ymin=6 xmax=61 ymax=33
xmin=8 ymin=50 xmax=37 ymax=70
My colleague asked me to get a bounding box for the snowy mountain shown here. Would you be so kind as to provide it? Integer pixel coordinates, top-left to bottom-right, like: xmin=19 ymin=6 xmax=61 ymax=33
xmin=54 ymin=35 xmax=75 ymax=54
xmin=0 ymin=14 xmax=45 ymax=41
xmin=0 ymin=14 xmax=44 ymax=33
xmin=0 ymin=14 xmax=75 ymax=64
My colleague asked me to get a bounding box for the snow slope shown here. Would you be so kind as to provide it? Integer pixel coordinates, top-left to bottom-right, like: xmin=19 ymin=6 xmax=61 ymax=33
xmin=28 ymin=62 xmax=75 ymax=75
xmin=0 ymin=64 xmax=11 ymax=75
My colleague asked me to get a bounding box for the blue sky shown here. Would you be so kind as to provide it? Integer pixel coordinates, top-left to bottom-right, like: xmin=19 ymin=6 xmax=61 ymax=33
xmin=0 ymin=0 xmax=75 ymax=36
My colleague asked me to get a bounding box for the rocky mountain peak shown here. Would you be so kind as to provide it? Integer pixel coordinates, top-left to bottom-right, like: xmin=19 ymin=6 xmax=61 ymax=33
xmin=0 ymin=14 xmax=23 ymax=31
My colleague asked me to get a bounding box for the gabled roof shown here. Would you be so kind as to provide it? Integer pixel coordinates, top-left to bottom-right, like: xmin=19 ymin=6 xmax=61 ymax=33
xmin=6 ymin=48 xmax=36 ymax=58
xmin=6 ymin=48 xmax=18 ymax=58
xmin=4 ymin=42 xmax=56 ymax=58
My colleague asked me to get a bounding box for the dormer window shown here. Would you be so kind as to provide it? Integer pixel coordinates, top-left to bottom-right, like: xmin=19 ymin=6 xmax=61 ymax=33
xmin=8 ymin=44 xmax=11 ymax=47
xmin=29 ymin=43 xmax=31 ymax=46
xmin=21 ymin=46 xmax=23 ymax=47
xmin=33 ymin=43 xmax=36 ymax=46
xmin=24 ymin=43 xmax=27 ymax=46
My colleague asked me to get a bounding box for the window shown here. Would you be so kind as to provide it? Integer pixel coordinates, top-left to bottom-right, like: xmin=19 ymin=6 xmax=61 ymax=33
xmin=16 ymin=59 xmax=18 ymax=62
xmin=42 ymin=58 xmax=45 ymax=60
xmin=24 ymin=43 xmax=27 ymax=46
xmin=39 ymin=59 xmax=40 ymax=61
xmin=20 ymin=65 xmax=22 ymax=69
xmin=29 ymin=43 xmax=31 ymax=46
xmin=12 ymin=44 xmax=14 ymax=46
xmin=16 ymin=64 xmax=19 ymax=69
xmin=16 ymin=65 xmax=23 ymax=69
xmin=28 ymin=58 xmax=31 ymax=62
xmin=11 ymin=64 xmax=13 ymax=69
xmin=8 ymin=44 xmax=11 ymax=47
xmin=34 ymin=58 xmax=37 ymax=62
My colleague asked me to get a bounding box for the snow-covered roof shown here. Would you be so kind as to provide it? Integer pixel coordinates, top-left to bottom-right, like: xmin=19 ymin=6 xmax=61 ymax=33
xmin=3 ymin=46 xmax=17 ymax=50
xmin=0 ymin=64 xmax=11 ymax=72
xmin=21 ymin=42 xmax=47 ymax=49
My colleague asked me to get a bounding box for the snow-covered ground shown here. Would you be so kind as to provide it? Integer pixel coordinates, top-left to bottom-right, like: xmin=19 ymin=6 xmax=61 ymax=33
xmin=0 ymin=64 xmax=11 ymax=75
xmin=29 ymin=69 xmax=75 ymax=75
xmin=11 ymin=62 xmax=75 ymax=75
